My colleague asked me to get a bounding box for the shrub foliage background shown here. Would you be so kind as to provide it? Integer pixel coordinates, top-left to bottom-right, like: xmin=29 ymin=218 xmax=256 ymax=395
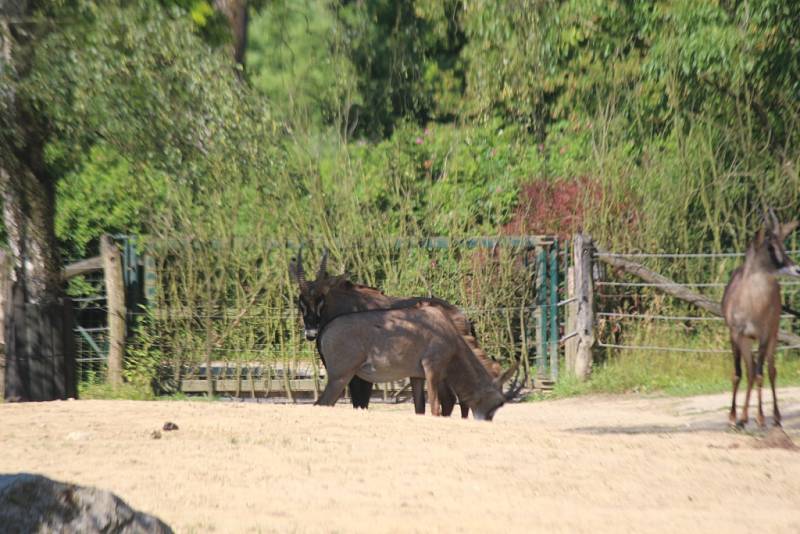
xmin=5 ymin=0 xmax=800 ymax=393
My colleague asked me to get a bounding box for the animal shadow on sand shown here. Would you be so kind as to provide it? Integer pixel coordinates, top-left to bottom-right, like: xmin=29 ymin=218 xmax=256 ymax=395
xmin=566 ymin=407 xmax=800 ymax=443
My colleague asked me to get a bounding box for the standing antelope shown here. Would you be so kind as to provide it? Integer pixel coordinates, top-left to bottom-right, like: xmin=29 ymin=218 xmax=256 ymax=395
xmin=722 ymin=210 xmax=800 ymax=428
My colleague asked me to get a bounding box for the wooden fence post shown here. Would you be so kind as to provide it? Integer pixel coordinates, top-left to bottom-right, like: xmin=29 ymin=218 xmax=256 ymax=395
xmin=101 ymin=235 xmax=125 ymax=386
xmin=0 ymin=250 xmax=9 ymax=399
xmin=573 ymin=233 xmax=595 ymax=380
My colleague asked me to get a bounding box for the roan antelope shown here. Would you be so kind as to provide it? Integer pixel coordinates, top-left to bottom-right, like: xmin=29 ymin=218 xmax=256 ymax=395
xmin=288 ymin=250 xmax=508 ymax=419
xmin=722 ymin=210 xmax=800 ymax=428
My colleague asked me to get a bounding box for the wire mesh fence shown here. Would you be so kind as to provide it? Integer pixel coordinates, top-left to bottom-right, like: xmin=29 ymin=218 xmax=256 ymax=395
xmin=111 ymin=235 xmax=562 ymax=398
xmin=595 ymin=248 xmax=800 ymax=357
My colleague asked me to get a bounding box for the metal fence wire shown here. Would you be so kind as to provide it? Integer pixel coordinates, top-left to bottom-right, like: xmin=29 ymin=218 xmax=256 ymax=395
xmin=69 ymin=236 xmax=800 ymax=395
xmin=595 ymin=249 xmax=800 ymax=356
xmin=73 ymin=235 xmax=569 ymax=396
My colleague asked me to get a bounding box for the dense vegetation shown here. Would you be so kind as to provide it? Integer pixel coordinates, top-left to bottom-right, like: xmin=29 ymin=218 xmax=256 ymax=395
xmin=4 ymin=0 xmax=800 ymax=395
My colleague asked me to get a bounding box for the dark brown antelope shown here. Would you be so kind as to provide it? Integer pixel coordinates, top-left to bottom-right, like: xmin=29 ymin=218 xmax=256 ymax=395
xmin=289 ymin=250 xmax=509 ymax=419
xmin=722 ymin=210 xmax=800 ymax=428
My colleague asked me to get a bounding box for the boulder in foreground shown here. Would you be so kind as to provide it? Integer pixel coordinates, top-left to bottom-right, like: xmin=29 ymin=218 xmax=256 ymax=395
xmin=0 ymin=473 xmax=173 ymax=534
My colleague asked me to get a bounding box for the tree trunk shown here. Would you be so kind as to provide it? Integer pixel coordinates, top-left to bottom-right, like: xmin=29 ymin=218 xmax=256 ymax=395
xmin=1 ymin=3 xmax=76 ymax=400
xmin=214 ymin=0 xmax=248 ymax=68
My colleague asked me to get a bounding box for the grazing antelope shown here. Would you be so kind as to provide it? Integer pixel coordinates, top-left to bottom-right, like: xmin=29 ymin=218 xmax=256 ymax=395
xmin=289 ymin=250 xmax=509 ymax=419
xmin=318 ymin=305 xmax=506 ymax=420
xmin=722 ymin=210 xmax=800 ymax=428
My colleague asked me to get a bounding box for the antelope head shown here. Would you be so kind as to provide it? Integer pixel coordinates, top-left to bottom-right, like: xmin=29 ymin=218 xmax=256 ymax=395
xmin=289 ymin=248 xmax=335 ymax=340
xmin=752 ymin=208 xmax=800 ymax=278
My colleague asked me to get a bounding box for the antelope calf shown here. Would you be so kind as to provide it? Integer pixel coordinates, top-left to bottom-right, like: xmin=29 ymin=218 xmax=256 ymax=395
xmin=722 ymin=210 xmax=800 ymax=428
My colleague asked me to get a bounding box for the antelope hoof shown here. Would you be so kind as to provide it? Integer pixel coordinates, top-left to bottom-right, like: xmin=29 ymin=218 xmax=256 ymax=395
xmin=735 ymin=419 xmax=747 ymax=430
xmin=756 ymin=415 xmax=766 ymax=429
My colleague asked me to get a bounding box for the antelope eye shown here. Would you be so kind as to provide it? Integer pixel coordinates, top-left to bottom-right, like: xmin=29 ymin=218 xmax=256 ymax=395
xmin=299 ymin=300 xmax=307 ymax=314
xmin=315 ymin=300 xmax=325 ymax=315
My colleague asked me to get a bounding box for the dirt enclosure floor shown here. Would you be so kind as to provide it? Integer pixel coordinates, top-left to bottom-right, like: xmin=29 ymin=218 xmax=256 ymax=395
xmin=2 ymin=390 xmax=800 ymax=534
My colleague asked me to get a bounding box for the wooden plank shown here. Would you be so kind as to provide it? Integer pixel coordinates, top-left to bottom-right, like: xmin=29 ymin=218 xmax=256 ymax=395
xmin=3 ymin=283 xmax=23 ymax=400
xmin=0 ymin=250 xmax=9 ymax=399
xmin=101 ymin=235 xmax=125 ymax=386
xmin=180 ymin=378 xmax=412 ymax=395
xmin=24 ymin=301 xmax=44 ymax=400
xmin=63 ymin=256 xmax=102 ymax=280
xmin=181 ymin=378 xmax=321 ymax=393
xmin=51 ymin=300 xmax=66 ymax=399
xmin=62 ymin=297 xmax=78 ymax=399
xmin=595 ymin=246 xmax=800 ymax=347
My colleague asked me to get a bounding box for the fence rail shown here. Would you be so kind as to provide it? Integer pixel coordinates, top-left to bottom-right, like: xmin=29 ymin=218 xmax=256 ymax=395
xmin=593 ymin=237 xmax=800 ymax=356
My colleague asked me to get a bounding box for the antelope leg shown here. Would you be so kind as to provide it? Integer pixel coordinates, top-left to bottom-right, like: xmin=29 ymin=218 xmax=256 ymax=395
xmin=729 ymin=334 xmax=743 ymax=427
xmin=411 ymin=377 xmax=426 ymax=415
xmin=459 ymin=400 xmax=470 ymax=419
xmin=348 ymin=376 xmax=373 ymax=409
xmin=756 ymin=341 xmax=767 ymax=428
xmin=765 ymin=337 xmax=781 ymax=426
xmin=439 ymin=383 xmax=456 ymax=417
xmin=739 ymin=343 xmax=755 ymax=427
xmin=316 ymin=374 xmax=353 ymax=406
xmin=422 ymin=361 xmax=442 ymax=417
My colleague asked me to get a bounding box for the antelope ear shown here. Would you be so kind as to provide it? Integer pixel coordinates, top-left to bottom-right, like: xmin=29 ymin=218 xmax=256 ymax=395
xmin=779 ymin=220 xmax=799 ymax=241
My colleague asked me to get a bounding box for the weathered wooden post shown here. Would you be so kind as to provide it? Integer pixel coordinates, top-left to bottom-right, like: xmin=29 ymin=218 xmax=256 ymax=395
xmin=0 ymin=250 xmax=9 ymax=399
xmin=101 ymin=235 xmax=125 ymax=386
xmin=572 ymin=233 xmax=595 ymax=380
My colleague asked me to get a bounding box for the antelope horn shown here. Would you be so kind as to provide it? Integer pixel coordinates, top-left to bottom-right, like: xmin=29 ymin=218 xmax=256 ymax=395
xmin=769 ymin=207 xmax=780 ymax=231
xmin=317 ymin=248 xmax=329 ymax=280
xmin=763 ymin=206 xmax=779 ymax=232
xmin=494 ymin=359 xmax=519 ymax=389
xmin=289 ymin=248 xmax=309 ymax=293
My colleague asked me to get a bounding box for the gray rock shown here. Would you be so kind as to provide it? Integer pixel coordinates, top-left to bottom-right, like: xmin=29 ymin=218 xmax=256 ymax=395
xmin=0 ymin=473 xmax=173 ymax=534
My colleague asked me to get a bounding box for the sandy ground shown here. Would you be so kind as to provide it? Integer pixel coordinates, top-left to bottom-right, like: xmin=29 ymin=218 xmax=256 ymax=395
xmin=2 ymin=390 xmax=800 ymax=534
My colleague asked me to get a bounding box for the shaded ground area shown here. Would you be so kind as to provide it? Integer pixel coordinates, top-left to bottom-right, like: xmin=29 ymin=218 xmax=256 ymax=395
xmin=1 ymin=389 xmax=799 ymax=533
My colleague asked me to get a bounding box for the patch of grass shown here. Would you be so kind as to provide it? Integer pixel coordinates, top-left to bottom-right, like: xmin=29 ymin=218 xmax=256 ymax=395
xmin=77 ymin=382 xmax=221 ymax=402
xmin=78 ymin=382 xmax=157 ymax=400
xmin=527 ymin=324 xmax=800 ymax=400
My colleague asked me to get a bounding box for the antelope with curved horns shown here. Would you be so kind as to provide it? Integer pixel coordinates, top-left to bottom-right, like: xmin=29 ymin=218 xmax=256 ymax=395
xmin=289 ymin=249 xmax=512 ymax=418
xmin=722 ymin=208 xmax=800 ymax=428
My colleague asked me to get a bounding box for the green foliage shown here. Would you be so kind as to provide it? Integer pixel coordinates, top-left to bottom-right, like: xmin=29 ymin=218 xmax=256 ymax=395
xmin=15 ymin=0 xmax=800 ymax=397
xmin=248 ymin=0 xmax=358 ymax=130
xmin=55 ymin=144 xmax=164 ymax=258
xmin=333 ymin=0 xmax=466 ymax=137
xmin=26 ymin=0 xmax=285 ymax=242
xmin=343 ymin=120 xmax=525 ymax=234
